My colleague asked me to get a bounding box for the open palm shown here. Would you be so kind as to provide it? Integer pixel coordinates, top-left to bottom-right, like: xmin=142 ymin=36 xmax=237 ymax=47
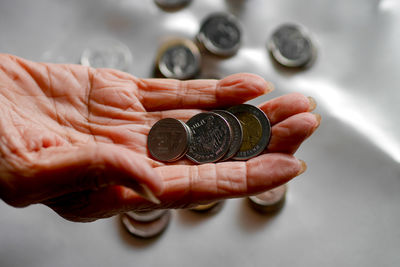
xmin=0 ymin=54 xmax=319 ymax=222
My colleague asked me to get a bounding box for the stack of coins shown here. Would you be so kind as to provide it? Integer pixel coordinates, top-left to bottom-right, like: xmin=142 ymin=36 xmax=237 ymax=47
xmin=147 ymin=104 xmax=271 ymax=164
xmin=248 ymin=184 xmax=288 ymax=213
xmin=121 ymin=210 xmax=171 ymax=239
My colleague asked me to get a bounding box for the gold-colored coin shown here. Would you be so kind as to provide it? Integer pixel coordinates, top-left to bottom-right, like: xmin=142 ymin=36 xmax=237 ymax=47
xmin=189 ymin=201 xmax=224 ymax=213
xmin=228 ymin=104 xmax=271 ymax=160
xmin=234 ymin=112 xmax=263 ymax=152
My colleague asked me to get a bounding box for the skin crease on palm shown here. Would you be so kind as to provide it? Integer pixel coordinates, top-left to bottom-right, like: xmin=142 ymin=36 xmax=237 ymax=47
xmin=0 ymin=54 xmax=320 ymax=222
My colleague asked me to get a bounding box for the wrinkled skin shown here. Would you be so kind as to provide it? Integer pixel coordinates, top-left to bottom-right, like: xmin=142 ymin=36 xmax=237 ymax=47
xmin=0 ymin=54 xmax=320 ymax=222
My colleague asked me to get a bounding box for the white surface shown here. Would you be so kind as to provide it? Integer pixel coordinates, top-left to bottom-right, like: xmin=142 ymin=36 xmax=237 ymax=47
xmin=1 ymin=0 xmax=400 ymax=266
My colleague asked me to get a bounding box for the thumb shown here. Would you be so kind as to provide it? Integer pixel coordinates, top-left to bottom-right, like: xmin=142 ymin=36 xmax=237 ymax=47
xmin=26 ymin=144 xmax=163 ymax=205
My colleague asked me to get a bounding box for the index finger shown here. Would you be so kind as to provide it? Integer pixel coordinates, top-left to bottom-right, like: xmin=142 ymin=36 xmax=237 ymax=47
xmin=137 ymin=73 xmax=273 ymax=111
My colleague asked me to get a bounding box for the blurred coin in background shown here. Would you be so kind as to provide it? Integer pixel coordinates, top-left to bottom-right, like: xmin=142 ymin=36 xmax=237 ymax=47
xmin=268 ymin=23 xmax=316 ymax=68
xmin=81 ymin=39 xmax=133 ymax=72
xmin=197 ymin=12 xmax=242 ymax=57
xmin=156 ymin=38 xmax=201 ymax=79
xmin=248 ymin=184 xmax=287 ymax=213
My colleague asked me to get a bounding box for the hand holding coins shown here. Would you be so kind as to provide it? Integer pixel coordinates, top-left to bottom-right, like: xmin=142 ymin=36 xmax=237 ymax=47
xmin=0 ymin=52 xmax=319 ymax=223
xmin=148 ymin=104 xmax=271 ymax=163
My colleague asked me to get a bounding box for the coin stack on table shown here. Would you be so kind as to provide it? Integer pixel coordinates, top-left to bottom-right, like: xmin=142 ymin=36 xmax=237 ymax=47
xmin=121 ymin=210 xmax=171 ymax=239
xmin=147 ymin=104 xmax=271 ymax=164
xmin=248 ymin=184 xmax=288 ymax=214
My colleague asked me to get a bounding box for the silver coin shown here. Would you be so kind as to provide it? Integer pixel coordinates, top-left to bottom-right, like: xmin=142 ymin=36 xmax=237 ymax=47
xmin=81 ymin=39 xmax=133 ymax=71
xmin=148 ymin=118 xmax=192 ymax=162
xmin=154 ymin=0 xmax=192 ymax=10
xmin=186 ymin=112 xmax=232 ymax=164
xmin=126 ymin=209 xmax=168 ymax=223
xmin=197 ymin=12 xmax=241 ymax=57
xmin=121 ymin=210 xmax=171 ymax=239
xmin=212 ymin=110 xmax=243 ymax=161
xmin=228 ymin=104 xmax=271 ymax=160
xmin=157 ymin=39 xmax=201 ymax=80
xmin=248 ymin=184 xmax=287 ymax=213
xmin=268 ymin=23 xmax=316 ymax=68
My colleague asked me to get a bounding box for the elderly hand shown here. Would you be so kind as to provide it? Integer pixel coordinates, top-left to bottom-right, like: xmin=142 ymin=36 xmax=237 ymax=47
xmin=0 ymin=54 xmax=320 ymax=222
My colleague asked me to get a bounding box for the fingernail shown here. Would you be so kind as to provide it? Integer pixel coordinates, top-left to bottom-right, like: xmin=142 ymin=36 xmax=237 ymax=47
xmin=313 ymin=113 xmax=322 ymax=129
xmin=297 ymin=160 xmax=307 ymax=176
xmin=308 ymin=96 xmax=317 ymax=111
xmin=134 ymin=184 xmax=161 ymax=204
xmin=265 ymin=81 xmax=275 ymax=93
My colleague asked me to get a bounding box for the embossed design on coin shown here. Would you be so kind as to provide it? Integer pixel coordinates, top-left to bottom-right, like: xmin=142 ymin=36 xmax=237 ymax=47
xmin=157 ymin=39 xmax=200 ymax=80
xmin=148 ymin=118 xmax=192 ymax=162
xmin=186 ymin=112 xmax=232 ymax=164
xmin=268 ymin=23 xmax=316 ymax=68
xmin=197 ymin=12 xmax=241 ymax=57
xmin=228 ymin=104 xmax=271 ymax=160
xmin=126 ymin=210 xmax=168 ymax=223
xmin=248 ymin=184 xmax=287 ymax=213
xmin=81 ymin=39 xmax=133 ymax=72
xmin=212 ymin=110 xmax=243 ymax=161
xmin=121 ymin=210 xmax=171 ymax=239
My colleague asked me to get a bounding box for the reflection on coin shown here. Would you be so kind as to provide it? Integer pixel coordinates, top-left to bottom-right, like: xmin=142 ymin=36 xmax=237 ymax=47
xmin=190 ymin=201 xmax=224 ymax=213
xmin=228 ymin=104 xmax=271 ymax=160
xmin=148 ymin=118 xmax=192 ymax=162
xmin=154 ymin=0 xmax=192 ymax=10
xmin=121 ymin=210 xmax=171 ymax=239
xmin=248 ymin=184 xmax=287 ymax=213
xmin=212 ymin=110 xmax=243 ymax=161
xmin=197 ymin=12 xmax=241 ymax=57
xmin=126 ymin=210 xmax=168 ymax=223
xmin=268 ymin=23 xmax=316 ymax=68
xmin=81 ymin=39 xmax=133 ymax=72
xmin=157 ymin=39 xmax=201 ymax=80
xmin=186 ymin=112 xmax=232 ymax=164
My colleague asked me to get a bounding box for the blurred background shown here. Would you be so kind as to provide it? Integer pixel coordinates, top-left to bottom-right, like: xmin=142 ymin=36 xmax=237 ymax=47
xmin=1 ymin=0 xmax=399 ymax=266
